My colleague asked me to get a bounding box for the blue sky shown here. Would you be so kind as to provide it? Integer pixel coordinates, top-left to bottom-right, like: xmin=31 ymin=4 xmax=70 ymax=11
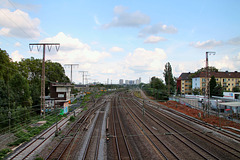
xmin=0 ymin=0 xmax=240 ymax=84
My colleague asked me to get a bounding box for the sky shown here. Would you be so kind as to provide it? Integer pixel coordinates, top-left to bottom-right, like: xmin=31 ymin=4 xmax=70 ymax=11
xmin=0 ymin=0 xmax=240 ymax=84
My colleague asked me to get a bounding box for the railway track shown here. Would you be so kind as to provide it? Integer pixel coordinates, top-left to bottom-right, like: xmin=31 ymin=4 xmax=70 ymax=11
xmin=82 ymin=106 xmax=105 ymax=160
xmin=120 ymin=93 xmax=178 ymax=160
xmin=127 ymin=97 xmax=218 ymax=159
xmin=136 ymin=96 xmax=240 ymax=143
xmin=44 ymin=97 xmax=108 ymax=160
xmin=129 ymin=93 xmax=240 ymax=159
xmin=8 ymin=111 xmax=76 ymax=160
xmin=111 ymin=95 xmax=133 ymax=160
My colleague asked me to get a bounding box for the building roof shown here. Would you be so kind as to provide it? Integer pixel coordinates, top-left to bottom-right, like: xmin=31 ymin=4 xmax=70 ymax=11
xmin=75 ymin=84 xmax=87 ymax=88
xmin=177 ymin=72 xmax=192 ymax=80
xmin=193 ymin=71 xmax=240 ymax=78
xmin=51 ymin=82 xmax=73 ymax=87
xmin=219 ymin=102 xmax=240 ymax=107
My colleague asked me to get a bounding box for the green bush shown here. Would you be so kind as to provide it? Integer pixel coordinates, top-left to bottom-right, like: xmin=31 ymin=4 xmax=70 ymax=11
xmin=69 ymin=116 xmax=75 ymax=122
xmin=0 ymin=148 xmax=11 ymax=159
xmin=34 ymin=157 xmax=43 ymax=160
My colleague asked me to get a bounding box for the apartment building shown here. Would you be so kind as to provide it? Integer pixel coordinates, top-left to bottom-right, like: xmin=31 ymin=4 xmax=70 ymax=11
xmin=192 ymin=71 xmax=240 ymax=92
xmin=177 ymin=72 xmax=192 ymax=95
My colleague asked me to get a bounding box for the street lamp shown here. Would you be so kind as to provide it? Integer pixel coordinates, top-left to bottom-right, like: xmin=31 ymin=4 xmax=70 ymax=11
xmin=204 ymin=51 xmax=216 ymax=117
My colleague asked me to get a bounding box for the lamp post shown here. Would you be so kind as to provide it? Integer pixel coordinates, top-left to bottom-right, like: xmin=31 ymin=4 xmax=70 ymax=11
xmin=204 ymin=51 xmax=216 ymax=117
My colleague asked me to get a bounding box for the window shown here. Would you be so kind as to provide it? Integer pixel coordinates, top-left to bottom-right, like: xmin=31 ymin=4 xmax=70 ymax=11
xmin=58 ymin=94 xmax=64 ymax=98
xmin=223 ymin=79 xmax=226 ymax=82
xmin=228 ymin=79 xmax=230 ymax=81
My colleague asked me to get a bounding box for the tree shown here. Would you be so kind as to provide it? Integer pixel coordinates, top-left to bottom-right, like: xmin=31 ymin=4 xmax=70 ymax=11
xmin=0 ymin=49 xmax=15 ymax=82
xmin=150 ymin=77 xmax=165 ymax=89
xmin=192 ymin=88 xmax=202 ymax=95
xmin=233 ymin=86 xmax=240 ymax=92
xmin=209 ymin=76 xmax=223 ymax=97
xmin=9 ymin=73 xmax=32 ymax=107
xmin=163 ymin=62 xmax=175 ymax=95
xmin=17 ymin=57 xmax=70 ymax=105
xmin=191 ymin=66 xmax=218 ymax=79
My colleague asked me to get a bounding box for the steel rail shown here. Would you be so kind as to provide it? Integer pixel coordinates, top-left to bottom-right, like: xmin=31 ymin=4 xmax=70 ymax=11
xmin=115 ymin=96 xmax=133 ymax=160
xmin=9 ymin=116 xmax=68 ymax=159
xmin=120 ymin=93 xmax=175 ymax=160
xmin=45 ymin=97 xmax=108 ymax=160
xmin=129 ymin=98 xmax=218 ymax=160
xmin=131 ymin=96 xmax=240 ymax=159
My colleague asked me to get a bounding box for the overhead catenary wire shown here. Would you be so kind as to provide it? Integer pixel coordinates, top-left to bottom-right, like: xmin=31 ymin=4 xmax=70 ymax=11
xmin=7 ymin=0 xmax=40 ymax=35
xmin=0 ymin=110 xmax=59 ymax=143
xmin=0 ymin=9 xmax=36 ymax=41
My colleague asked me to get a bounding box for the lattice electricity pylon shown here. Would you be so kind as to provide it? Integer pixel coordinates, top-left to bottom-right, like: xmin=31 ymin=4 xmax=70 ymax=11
xmin=29 ymin=43 xmax=60 ymax=119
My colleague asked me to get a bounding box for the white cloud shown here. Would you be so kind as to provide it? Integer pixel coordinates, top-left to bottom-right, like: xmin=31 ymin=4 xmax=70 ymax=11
xmin=125 ymin=48 xmax=167 ymax=72
xmin=67 ymin=47 xmax=169 ymax=84
xmin=40 ymin=32 xmax=111 ymax=64
xmin=144 ymin=35 xmax=166 ymax=43
xmin=228 ymin=36 xmax=240 ymax=45
xmin=212 ymin=55 xmax=239 ymax=71
xmin=109 ymin=46 xmax=124 ymax=52
xmin=0 ymin=9 xmax=40 ymax=38
xmin=94 ymin=15 xmax=101 ymax=25
xmin=237 ymin=52 xmax=240 ymax=61
xmin=14 ymin=42 xmax=21 ymax=47
xmin=139 ymin=23 xmax=177 ymax=37
xmin=11 ymin=50 xmax=23 ymax=62
xmin=190 ymin=40 xmax=223 ymax=49
xmin=103 ymin=6 xmax=150 ymax=28
xmin=0 ymin=0 xmax=40 ymax=11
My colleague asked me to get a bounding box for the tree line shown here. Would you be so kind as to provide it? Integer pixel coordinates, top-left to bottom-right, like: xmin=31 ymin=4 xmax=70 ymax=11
xmin=0 ymin=48 xmax=70 ymax=130
xmin=143 ymin=62 xmax=176 ymax=100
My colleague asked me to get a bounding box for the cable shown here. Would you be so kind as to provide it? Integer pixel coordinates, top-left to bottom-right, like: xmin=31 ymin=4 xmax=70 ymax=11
xmin=0 ymin=8 xmax=36 ymax=40
xmin=7 ymin=0 xmax=40 ymax=36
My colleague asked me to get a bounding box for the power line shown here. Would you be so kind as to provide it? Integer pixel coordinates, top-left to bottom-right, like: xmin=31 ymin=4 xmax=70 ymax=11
xmin=7 ymin=0 xmax=40 ymax=35
xmin=0 ymin=9 xmax=35 ymax=40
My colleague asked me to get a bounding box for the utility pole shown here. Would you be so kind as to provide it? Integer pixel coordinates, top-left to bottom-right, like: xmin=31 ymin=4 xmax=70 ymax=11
xmin=79 ymin=71 xmax=88 ymax=85
xmin=29 ymin=43 xmax=60 ymax=119
xmin=84 ymin=74 xmax=90 ymax=85
xmin=64 ymin=64 xmax=79 ymax=83
xmin=204 ymin=51 xmax=216 ymax=117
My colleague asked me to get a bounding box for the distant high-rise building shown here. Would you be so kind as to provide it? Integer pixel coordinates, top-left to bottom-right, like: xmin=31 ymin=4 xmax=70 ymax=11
xmin=119 ymin=79 xmax=124 ymax=85
xmin=129 ymin=80 xmax=135 ymax=85
xmin=139 ymin=77 xmax=141 ymax=83
xmin=125 ymin=80 xmax=129 ymax=85
xmin=136 ymin=79 xmax=139 ymax=84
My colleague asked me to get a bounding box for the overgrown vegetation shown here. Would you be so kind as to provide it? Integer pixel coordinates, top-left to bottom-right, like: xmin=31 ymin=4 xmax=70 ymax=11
xmin=0 ymin=49 xmax=70 ymax=130
xmin=0 ymin=148 xmax=11 ymax=160
xmin=69 ymin=116 xmax=76 ymax=122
